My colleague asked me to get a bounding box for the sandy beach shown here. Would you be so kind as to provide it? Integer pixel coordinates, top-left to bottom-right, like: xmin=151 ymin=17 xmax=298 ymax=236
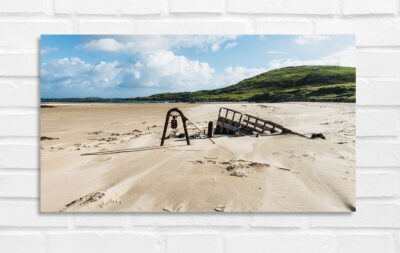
xmin=40 ymin=102 xmax=355 ymax=212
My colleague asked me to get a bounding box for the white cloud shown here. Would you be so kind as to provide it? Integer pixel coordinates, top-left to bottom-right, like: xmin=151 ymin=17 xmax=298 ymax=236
xmin=41 ymin=57 xmax=121 ymax=90
xmin=142 ymin=50 xmax=215 ymax=90
xmin=59 ymin=35 xmax=244 ymax=95
xmin=41 ymin=47 xmax=58 ymax=55
xmin=295 ymin=35 xmax=330 ymax=45
xmin=224 ymin=42 xmax=237 ymax=50
xmin=268 ymin=47 xmax=355 ymax=69
xmin=41 ymin=51 xmax=272 ymax=97
xmin=80 ymin=38 xmax=125 ymax=52
xmin=267 ymin=50 xmax=285 ymax=54
xmin=217 ymin=66 xmax=267 ymax=87
xmin=211 ymin=43 xmax=220 ymax=52
xmin=41 ymin=50 xmax=219 ymax=94
xmin=78 ymin=35 xmax=237 ymax=54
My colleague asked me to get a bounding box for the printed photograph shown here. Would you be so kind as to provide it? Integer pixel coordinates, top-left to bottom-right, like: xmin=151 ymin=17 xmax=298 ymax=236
xmin=40 ymin=35 xmax=356 ymax=212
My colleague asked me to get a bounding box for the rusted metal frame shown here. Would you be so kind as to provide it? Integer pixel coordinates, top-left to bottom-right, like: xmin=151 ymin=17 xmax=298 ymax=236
xmin=160 ymin=108 xmax=190 ymax=146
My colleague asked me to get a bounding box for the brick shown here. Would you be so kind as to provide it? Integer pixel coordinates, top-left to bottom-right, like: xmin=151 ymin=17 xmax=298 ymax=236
xmin=76 ymin=20 xmax=134 ymax=33
xmin=48 ymin=233 xmax=159 ymax=253
xmin=356 ymin=110 xmax=397 ymax=137
xmin=121 ymin=0 xmax=164 ymax=15
xmin=342 ymin=0 xmax=395 ymax=15
xmin=0 ymin=202 xmax=68 ymax=227
xmin=0 ymin=234 xmax=45 ymax=253
xmin=134 ymin=20 xmax=255 ymax=34
xmin=226 ymin=234 xmax=333 ymax=253
xmin=255 ymin=20 xmax=313 ymax=34
xmin=166 ymin=234 xmax=221 ymax=253
xmin=311 ymin=203 xmax=400 ymax=228
xmin=336 ymin=234 xmax=396 ymax=253
xmin=357 ymin=142 xmax=400 ymax=167
xmin=54 ymin=0 xmax=122 ymax=15
xmin=0 ymin=0 xmax=46 ymax=14
xmin=0 ymin=145 xmax=38 ymax=169
xmin=227 ymin=0 xmax=340 ymax=14
xmin=74 ymin=214 xmax=131 ymax=227
xmin=131 ymin=214 xmax=248 ymax=227
xmin=0 ymin=114 xmax=38 ymax=136
xmin=357 ymin=79 xmax=400 ymax=105
xmin=170 ymin=0 xmax=224 ymax=13
xmin=0 ymin=53 xmax=38 ymax=76
xmin=0 ymin=79 xmax=39 ymax=107
xmin=355 ymin=19 xmax=400 ymax=46
xmin=357 ymin=172 xmax=398 ymax=197
xmin=357 ymin=51 xmax=400 ymax=77
xmin=314 ymin=18 xmax=400 ymax=46
xmin=250 ymin=214 xmax=302 ymax=227
xmin=0 ymin=21 xmax=72 ymax=50
xmin=0 ymin=172 xmax=38 ymax=198
xmin=55 ymin=0 xmax=163 ymax=15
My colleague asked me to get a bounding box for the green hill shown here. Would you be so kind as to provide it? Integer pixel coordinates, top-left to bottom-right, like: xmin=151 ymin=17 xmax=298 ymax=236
xmin=130 ymin=65 xmax=356 ymax=102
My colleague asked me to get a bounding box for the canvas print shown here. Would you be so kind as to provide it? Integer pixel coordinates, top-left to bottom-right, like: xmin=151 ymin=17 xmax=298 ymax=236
xmin=40 ymin=35 xmax=356 ymax=212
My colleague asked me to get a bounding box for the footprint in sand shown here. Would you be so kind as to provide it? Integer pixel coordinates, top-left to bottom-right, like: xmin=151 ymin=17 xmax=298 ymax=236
xmin=192 ymin=160 xmax=205 ymax=164
xmin=88 ymin=131 xmax=103 ymax=135
xmin=107 ymin=137 xmax=118 ymax=142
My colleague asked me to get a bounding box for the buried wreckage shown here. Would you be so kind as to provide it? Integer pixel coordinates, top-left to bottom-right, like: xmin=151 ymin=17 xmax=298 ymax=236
xmin=160 ymin=107 xmax=314 ymax=146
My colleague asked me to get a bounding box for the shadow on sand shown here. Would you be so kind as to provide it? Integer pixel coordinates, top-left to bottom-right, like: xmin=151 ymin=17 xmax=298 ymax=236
xmin=81 ymin=144 xmax=203 ymax=156
xmin=81 ymin=145 xmax=166 ymax=156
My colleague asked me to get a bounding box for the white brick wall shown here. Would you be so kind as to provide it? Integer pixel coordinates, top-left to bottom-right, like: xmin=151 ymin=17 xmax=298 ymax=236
xmin=0 ymin=0 xmax=399 ymax=252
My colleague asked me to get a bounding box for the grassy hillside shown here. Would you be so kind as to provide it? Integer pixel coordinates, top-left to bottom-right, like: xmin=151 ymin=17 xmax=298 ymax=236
xmin=130 ymin=65 xmax=356 ymax=102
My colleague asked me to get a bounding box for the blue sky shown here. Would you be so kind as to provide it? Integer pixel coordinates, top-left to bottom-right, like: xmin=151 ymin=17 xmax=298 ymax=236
xmin=41 ymin=35 xmax=355 ymax=98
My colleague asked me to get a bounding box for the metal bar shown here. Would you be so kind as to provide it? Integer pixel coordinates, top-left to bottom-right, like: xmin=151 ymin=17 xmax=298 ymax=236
xmin=160 ymin=110 xmax=171 ymax=146
xmin=182 ymin=118 xmax=190 ymax=145
xmin=187 ymin=118 xmax=215 ymax=144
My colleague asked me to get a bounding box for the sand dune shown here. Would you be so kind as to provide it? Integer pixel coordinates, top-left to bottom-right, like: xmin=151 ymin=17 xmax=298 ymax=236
xmin=40 ymin=102 xmax=355 ymax=212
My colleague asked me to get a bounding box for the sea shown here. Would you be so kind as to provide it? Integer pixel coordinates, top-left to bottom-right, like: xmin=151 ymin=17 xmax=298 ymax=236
xmin=41 ymin=98 xmax=167 ymax=104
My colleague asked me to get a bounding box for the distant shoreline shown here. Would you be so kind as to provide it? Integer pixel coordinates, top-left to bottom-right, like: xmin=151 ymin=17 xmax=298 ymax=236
xmin=41 ymin=99 xmax=355 ymax=104
xmin=40 ymin=101 xmax=355 ymax=108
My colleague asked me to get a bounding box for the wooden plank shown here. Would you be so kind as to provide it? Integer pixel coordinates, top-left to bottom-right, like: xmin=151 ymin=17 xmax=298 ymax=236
xmin=220 ymin=107 xmax=242 ymax=115
xmin=244 ymin=114 xmax=289 ymax=131
xmin=216 ymin=108 xmax=291 ymax=135
xmin=242 ymin=119 xmax=280 ymax=133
